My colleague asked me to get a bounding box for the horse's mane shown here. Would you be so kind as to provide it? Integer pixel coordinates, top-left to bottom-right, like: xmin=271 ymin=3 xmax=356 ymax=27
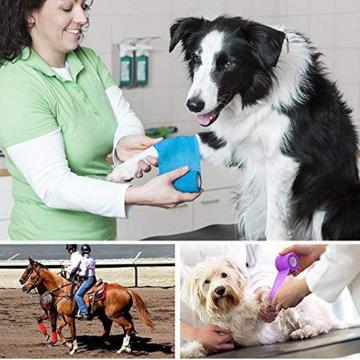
xmin=33 ymin=260 xmax=71 ymax=286
xmin=35 ymin=261 xmax=47 ymax=269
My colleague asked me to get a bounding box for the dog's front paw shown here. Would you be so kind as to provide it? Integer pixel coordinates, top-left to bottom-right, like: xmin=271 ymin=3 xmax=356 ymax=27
xmin=106 ymin=162 xmax=139 ymax=183
xmin=290 ymin=326 xmax=318 ymax=340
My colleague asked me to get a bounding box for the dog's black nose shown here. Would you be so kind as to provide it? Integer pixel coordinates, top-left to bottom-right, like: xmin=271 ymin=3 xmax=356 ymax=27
xmin=187 ymin=98 xmax=205 ymax=113
xmin=215 ymin=286 xmax=226 ymax=296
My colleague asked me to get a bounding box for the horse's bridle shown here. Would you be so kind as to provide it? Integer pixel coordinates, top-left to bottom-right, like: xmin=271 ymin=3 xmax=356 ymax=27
xmin=24 ymin=268 xmax=43 ymax=293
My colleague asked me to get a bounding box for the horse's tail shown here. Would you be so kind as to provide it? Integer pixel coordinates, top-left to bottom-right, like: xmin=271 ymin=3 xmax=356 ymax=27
xmin=128 ymin=289 xmax=154 ymax=328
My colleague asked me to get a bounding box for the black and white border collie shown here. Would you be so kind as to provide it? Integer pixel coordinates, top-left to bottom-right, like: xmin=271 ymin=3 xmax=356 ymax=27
xmin=109 ymin=16 xmax=360 ymax=240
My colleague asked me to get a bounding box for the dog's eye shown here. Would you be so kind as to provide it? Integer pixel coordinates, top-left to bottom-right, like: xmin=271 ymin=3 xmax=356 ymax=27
xmin=224 ymin=61 xmax=233 ymax=70
xmin=191 ymin=54 xmax=201 ymax=65
xmin=204 ymin=279 xmax=210 ymax=284
xmin=221 ymin=272 xmax=227 ymax=278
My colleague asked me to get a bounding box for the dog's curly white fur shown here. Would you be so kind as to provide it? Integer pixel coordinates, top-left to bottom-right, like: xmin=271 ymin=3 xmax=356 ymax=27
xmin=181 ymin=257 xmax=356 ymax=358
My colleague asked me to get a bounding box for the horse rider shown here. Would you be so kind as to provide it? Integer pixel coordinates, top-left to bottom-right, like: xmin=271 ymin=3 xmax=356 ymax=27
xmin=64 ymin=244 xmax=83 ymax=280
xmin=75 ymin=244 xmax=97 ymax=320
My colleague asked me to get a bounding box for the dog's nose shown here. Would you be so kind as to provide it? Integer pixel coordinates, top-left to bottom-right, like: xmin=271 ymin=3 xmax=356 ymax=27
xmin=215 ymin=286 xmax=226 ymax=296
xmin=187 ymin=98 xmax=205 ymax=113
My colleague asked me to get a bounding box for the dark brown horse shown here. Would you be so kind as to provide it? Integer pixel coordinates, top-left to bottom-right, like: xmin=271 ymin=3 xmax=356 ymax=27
xmin=21 ymin=258 xmax=154 ymax=354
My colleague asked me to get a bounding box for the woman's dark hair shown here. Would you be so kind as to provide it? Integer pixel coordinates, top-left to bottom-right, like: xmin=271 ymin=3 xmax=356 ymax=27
xmin=0 ymin=0 xmax=93 ymax=66
xmin=0 ymin=0 xmax=46 ymax=65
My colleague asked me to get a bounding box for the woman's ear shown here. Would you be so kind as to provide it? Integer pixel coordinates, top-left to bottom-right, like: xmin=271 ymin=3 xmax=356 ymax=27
xmin=25 ymin=12 xmax=36 ymax=29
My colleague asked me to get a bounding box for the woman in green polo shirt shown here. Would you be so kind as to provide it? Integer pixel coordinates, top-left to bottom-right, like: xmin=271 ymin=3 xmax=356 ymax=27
xmin=0 ymin=0 xmax=201 ymax=240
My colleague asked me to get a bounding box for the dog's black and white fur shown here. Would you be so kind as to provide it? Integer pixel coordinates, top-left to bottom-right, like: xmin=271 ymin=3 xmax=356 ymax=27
xmin=109 ymin=16 xmax=360 ymax=240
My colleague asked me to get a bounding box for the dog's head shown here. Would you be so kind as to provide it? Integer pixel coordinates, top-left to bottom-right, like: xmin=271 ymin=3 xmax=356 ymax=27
xmin=182 ymin=257 xmax=247 ymax=319
xmin=169 ymin=16 xmax=286 ymax=127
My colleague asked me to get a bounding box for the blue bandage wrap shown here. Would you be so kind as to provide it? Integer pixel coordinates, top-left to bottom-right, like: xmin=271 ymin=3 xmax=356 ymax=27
xmin=154 ymin=135 xmax=202 ymax=193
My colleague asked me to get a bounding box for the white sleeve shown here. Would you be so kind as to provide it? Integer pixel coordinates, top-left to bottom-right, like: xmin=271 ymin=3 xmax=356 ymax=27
xmin=106 ymin=86 xmax=145 ymax=167
xmin=306 ymin=245 xmax=360 ymax=302
xmin=247 ymin=244 xmax=278 ymax=294
xmin=6 ymin=129 xmax=131 ymax=218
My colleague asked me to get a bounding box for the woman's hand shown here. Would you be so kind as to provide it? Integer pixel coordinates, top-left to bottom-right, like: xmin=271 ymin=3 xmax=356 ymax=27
xmin=272 ymin=277 xmax=311 ymax=311
xmin=193 ymin=324 xmax=235 ymax=353
xmin=279 ymin=244 xmax=326 ymax=276
xmin=116 ymin=135 xmax=162 ymax=177
xmin=181 ymin=320 xmax=234 ymax=353
xmin=125 ymin=166 xmax=203 ymax=208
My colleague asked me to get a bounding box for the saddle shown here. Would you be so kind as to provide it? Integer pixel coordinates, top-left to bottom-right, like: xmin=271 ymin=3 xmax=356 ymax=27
xmin=86 ymin=279 xmax=107 ymax=302
xmin=84 ymin=280 xmax=108 ymax=316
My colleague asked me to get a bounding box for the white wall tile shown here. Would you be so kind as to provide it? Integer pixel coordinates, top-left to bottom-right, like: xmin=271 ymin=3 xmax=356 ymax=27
xmin=334 ymin=0 xmax=360 ymax=13
xmin=279 ymin=15 xmax=310 ymax=35
xmin=222 ymin=0 xmax=252 ymax=18
xmin=251 ymin=0 xmax=280 ymax=17
xmin=333 ymin=48 xmax=360 ymax=84
xmin=310 ymin=0 xmax=334 ymax=14
xmin=171 ymin=87 xmax=194 ymax=124
xmin=82 ymin=15 xmax=112 ymax=53
xmin=287 ymin=0 xmax=311 ymax=16
xmin=309 ymin=14 xmax=334 ymax=48
xmin=123 ymin=88 xmax=143 ymax=119
xmin=147 ymin=52 xmax=172 ymax=88
xmin=334 ymin=13 xmax=360 ymax=48
xmin=141 ymin=87 xmax=172 ymax=125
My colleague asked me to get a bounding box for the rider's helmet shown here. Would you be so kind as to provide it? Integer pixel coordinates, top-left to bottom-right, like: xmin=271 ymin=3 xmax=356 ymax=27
xmin=66 ymin=244 xmax=77 ymax=252
xmin=81 ymin=244 xmax=91 ymax=254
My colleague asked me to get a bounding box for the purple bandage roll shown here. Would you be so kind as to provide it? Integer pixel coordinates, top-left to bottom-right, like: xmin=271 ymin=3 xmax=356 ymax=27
xmin=269 ymin=252 xmax=300 ymax=301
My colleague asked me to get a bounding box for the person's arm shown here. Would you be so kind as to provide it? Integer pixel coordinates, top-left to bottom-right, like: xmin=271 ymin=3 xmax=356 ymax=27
xmin=306 ymin=245 xmax=360 ymax=302
xmin=181 ymin=320 xmax=235 ymax=352
xmin=7 ymin=129 xmax=131 ymax=218
xmin=7 ymin=130 xmax=202 ymax=215
xmin=272 ymin=245 xmax=360 ymax=310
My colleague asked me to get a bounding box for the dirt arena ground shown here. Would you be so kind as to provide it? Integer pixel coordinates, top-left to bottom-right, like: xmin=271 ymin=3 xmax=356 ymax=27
xmin=0 ymin=287 xmax=174 ymax=358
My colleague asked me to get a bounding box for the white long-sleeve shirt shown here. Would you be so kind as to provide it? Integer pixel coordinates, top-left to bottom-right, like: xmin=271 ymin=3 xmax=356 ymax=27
xmin=69 ymin=251 xmax=83 ymax=275
xmin=306 ymin=244 xmax=360 ymax=314
xmin=6 ymin=65 xmax=144 ymax=218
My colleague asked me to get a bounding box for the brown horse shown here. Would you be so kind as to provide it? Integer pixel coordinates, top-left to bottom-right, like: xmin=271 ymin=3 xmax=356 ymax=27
xmin=19 ymin=262 xmax=58 ymax=345
xmin=19 ymin=263 xmax=114 ymax=345
xmin=21 ymin=258 xmax=154 ymax=355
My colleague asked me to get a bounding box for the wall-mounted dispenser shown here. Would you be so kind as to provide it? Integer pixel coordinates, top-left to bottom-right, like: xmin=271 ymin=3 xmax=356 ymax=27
xmin=112 ymin=37 xmax=160 ymax=89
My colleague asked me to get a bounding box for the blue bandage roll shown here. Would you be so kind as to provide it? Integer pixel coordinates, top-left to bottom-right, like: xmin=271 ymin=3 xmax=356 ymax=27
xmin=154 ymin=136 xmax=202 ymax=193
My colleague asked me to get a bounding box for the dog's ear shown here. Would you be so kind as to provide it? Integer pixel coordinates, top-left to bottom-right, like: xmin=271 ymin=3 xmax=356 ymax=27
xmin=29 ymin=257 xmax=34 ymax=264
xmin=181 ymin=272 xmax=207 ymax=309
xmin=169 ymin=17 xmax=208 ymax=52
xmin=224 ymin=257 xmax=247 ymax=288
xmin=242 ymin=21 xmax=285 ymax=69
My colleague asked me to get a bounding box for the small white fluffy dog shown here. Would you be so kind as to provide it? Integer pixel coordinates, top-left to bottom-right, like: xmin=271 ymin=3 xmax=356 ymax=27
xmin=181 ymin=256 xmax=354 ymax=358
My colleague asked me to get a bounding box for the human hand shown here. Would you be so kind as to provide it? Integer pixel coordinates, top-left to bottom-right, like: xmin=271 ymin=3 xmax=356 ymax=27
xmin=255 ymin=287 xmax=279 ymax=323
xmin=192 ymin=324 xmax=235 ymax=353
xmin=116 ymin=135 xmax=162 ymax=177
xmin=279 ymin=244 xmax=326 ymax=276
xmin=272 ymin=277 xmax=310 ymax=311
xmin=125 ymin=166 xmax=203 ymax=208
